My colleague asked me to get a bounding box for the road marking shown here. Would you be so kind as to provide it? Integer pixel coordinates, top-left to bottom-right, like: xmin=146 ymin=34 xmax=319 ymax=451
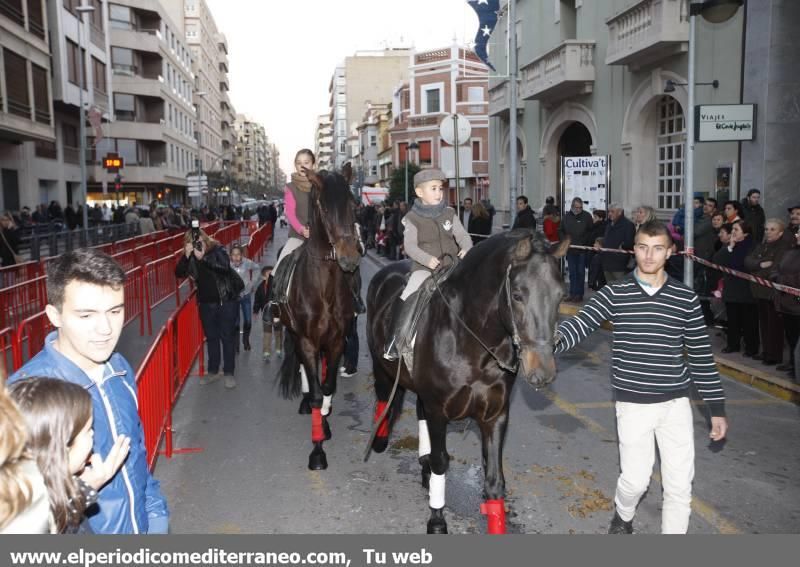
xmin=540 ymin=389 xmax=743 ymax=534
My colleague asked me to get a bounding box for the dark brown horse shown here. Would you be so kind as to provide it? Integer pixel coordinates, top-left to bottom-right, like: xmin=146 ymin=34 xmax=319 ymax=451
xmin=278 ymin=165 xmax=361 ymax=470
xmin=366 ymin=230 xmax=568 ymax=533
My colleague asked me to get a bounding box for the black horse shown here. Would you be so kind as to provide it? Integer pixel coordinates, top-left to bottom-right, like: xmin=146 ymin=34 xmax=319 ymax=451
xmin=278 ymin=165 xmax=361 ymax=470
xmin=366 ymin=230 xmax=569 ymax=534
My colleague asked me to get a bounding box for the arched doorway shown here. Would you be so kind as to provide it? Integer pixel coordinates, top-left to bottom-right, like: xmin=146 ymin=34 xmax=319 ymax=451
xmin=556 ymin=122 xmax=593 ymax=209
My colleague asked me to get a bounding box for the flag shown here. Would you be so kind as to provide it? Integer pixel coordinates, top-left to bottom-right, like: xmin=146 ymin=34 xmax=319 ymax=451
xmin=87 ymin=105 xmax=104 ymax=144
xmin=467 ymin=0 xmax=500 ymax=71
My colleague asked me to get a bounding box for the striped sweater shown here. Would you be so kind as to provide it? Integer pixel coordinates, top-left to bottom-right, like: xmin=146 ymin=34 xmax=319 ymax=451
xmin=554 ymin=274 xmax=726 ymax=417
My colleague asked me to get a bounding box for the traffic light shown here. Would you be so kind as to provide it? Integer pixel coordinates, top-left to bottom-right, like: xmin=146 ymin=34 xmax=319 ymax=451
xmin=114 ymin=173 xmax=122 ymax=193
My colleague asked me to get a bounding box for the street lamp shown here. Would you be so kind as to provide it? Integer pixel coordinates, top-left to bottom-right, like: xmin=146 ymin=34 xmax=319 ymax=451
xmin=194 ymin=92 xmax=208 ymax=205
xmin=76 ymin=4 xmax=95 ymax=238
xmin=405 ymin=141 xmax=419 ymax=205
xmin=682 ymin=0 xmax=744 ymax=287
xmin=664 ymin=79 xmax=719 ymax=93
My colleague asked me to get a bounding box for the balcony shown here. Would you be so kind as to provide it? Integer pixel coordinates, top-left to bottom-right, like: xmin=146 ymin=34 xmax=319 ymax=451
xmin=520 ymin=41 xmax=596 ymax=102
xmin=408 ymin=114 xmax=443 ymax=128
xmin=106 ymin=121 xmax=165 ymax=141
xmin=488 ymin=79 xmax=521 ymax=118
xmin=110 ymin=27 xmax=160 ymax=54
xmin=606 ymin=0 xmax=689 ymax=69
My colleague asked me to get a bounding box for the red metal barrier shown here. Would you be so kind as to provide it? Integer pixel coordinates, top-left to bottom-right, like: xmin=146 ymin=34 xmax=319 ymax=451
xmin=135 ymin=290 xmax=205 ymax=469
xmin=124 ymin=267 xmax=145 ymax=336
xmin=143 ymin=253 xmax=181 ymax=335
xmin=1 ymin=326 xmax=13 ymax=383
xmin=134 ymin=242 xmax=158 ymax=266
xmin=114 ymin=236 xmax=139 ymax=254
xmin=11 ymin=310 xmax=54 ymax=371
xmin=0 ymin=261 xmax=42 ymax=289
xmin=246 ymin=222 xmax=273 ymax=261
xmin=135 ymin=319 xmax=173 ymax=471
xmin=213 ymin=223 xmax=241 ymax=248
xmin=0 ymin=275 xmax=48 ymax=333
xmin=92 ymin=243 xmax=115 ymax=256
xmin=112 ymin=250 xmax=137 ymax=272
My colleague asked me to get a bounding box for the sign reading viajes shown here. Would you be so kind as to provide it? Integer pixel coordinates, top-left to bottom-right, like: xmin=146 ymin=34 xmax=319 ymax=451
xmin=561 ymin=155 xmax=609 ymax=214
xmin=695 ymin=104 xmax=756 ymax=142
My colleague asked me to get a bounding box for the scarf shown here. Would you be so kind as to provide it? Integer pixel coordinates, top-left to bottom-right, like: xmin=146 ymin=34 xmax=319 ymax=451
xmin=411 ymin=199 xmax=446 ymax=219
xmin=291 ymin=172 xmax=312 ymax=193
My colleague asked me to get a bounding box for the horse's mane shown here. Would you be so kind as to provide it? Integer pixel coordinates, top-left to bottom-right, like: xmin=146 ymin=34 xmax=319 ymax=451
xmin=311 ymin=170 xmax=355 ymax=230
xmin=446 ymin=229 xmax=548 ymax=288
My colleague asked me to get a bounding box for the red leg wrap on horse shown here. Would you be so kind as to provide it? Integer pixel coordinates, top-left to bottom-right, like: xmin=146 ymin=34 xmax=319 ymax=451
xmin=480 ymin=499 xmax=507 ymax=535
xmin=311 ymin=408 xmax=325 ymax=442
xmin=374 ymin=401 xmax=390 ymax=438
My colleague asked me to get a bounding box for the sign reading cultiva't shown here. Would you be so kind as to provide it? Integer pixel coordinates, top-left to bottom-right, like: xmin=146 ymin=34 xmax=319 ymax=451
xmin=695 ymin=104 xmax=756 ymax=142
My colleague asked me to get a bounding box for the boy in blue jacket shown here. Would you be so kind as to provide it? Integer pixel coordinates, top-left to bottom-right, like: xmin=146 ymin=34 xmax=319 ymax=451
xmin=8 ymin=248 xmax=169 ymax=534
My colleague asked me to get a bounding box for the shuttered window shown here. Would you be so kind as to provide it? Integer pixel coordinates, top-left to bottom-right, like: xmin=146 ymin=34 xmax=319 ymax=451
xmin=3 ymin=48 xmax=29 ymax=118
xmin=31 ymin=64 xmax=49 ymax=124
xmin=27 ymin=0 xmax=44 ymax=38
xmin=418 ymin=141 xmax=432 ymax=165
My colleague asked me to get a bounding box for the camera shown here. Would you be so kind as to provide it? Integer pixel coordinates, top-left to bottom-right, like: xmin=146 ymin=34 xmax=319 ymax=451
xmin=191 ymin=219 xmax=202 ymax=251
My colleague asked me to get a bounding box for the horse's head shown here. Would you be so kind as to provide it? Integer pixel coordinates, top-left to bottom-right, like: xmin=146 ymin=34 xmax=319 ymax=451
xmin=306 ymin=164 xmax=361 ymax=273
xmin=505 ymin=231 xmax=569 ymax=389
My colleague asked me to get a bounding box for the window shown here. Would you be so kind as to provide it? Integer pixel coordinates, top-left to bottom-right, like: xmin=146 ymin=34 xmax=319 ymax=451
xmin=422 ymin=85 xmax=442 ymax=114
xmin=468 ymin=87 xmax=484 ymax=103
xmin=27 ymin=0 xmax=45 ymax=38
xmin=114 ymin=93 xmax=135 ymax=121
xmin=418 ymin=141 xmax=432 ymax=165
xmin=369 ymin=134 xmax=377 ymax=147
xmin=90 ymin=0 xmax=103 ymax=29
xmin=63 ymin=0 xmax=80 ymax=15
xmin=3 ymin=49 xmax=29 ymax=118
xmin=109 ymin=4 xmax=133 ymax=30
xmin=116 ymin=139 xmax=138 ymax=165
xmin=92 ymin=58 xmax=106 ymax=93
xmin=472 ymin=140 xmax=481 ymax=161
xmin=63 ymin=123 xmax=78 ymax=149
xmin=31 ymin=64 xmax=49 ymax=123
xmin=66 ymin=40 xmax=86 ymax=88
xmin=111 ymin=47 xmax=135 ymax=74
xmin=397 ymin=142 xmax=408 ymax=164
xmin=1 ymin=0 xmax=23 ymax=27
xmin=656 ymin=97 xmax=685 ymax=211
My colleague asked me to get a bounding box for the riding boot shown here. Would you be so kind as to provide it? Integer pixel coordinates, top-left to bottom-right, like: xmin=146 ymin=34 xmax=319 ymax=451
xmin=349 ymin=270 xmax=366 ymax=315
xmin=243 ymin=322 xmax=252 ymax=351
xmin=383 ymin=296 xmax=417 ymax=361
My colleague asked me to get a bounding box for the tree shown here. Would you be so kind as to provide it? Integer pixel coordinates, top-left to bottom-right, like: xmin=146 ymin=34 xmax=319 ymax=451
xmin=389 ymin=163 xmax=421 ymax=204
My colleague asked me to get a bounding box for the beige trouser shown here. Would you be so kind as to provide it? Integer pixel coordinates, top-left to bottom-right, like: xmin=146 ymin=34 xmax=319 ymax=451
xmin=400 ymin=270 xmax=431 ymax=301
xmin=614 ymin=397 xmax=695 ymax=534
xmin=273 ymin=237 xmax=304 ymax=273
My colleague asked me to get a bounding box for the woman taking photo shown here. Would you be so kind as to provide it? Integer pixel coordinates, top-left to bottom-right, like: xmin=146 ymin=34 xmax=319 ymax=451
xmin=175 ymin=227 xmax=243 ymax=389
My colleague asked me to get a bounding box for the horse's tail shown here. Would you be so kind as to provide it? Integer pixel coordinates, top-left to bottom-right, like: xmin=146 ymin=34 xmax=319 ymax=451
xmin=277 ymin=332 xmax=302 ymax=399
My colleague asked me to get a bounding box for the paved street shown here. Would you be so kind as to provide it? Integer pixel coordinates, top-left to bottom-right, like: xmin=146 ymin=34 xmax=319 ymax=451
xmin=155 ymin=226 xmax=800 ymax=534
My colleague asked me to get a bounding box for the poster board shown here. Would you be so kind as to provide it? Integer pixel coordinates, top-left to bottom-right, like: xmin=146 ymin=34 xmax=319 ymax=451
xmin=561 ymin=156 xmax=610 ymax=214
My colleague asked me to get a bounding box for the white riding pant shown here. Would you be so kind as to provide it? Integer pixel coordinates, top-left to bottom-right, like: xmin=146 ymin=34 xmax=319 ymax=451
xmin=273 ymin=237 xmax=304 ymax=273
xmin=613 ymin=397 xmax=695 ymax=534
xmin=400 ymin=270 xmax=431 ymax=301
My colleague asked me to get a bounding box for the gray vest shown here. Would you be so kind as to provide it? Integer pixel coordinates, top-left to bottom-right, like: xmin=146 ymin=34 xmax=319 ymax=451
xmin=286 ymin=182 xmax=311 ymax=240
xmin=405 ymin=207 xmax=459 ymax=271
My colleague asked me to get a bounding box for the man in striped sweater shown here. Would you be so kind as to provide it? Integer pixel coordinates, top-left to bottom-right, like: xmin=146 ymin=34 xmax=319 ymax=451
xmin=554 ymin=221 xmax=728 ymax=534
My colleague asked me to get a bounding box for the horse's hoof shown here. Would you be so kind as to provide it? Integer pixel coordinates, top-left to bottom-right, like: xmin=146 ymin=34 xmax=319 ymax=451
xmin=322 ymin=417 xmax=332 ymax=441
xmin=426 ymin=518 xmax=448 ymax=535
xmin=308 ymin=445 xmax=328 ymax=470
xmin=372 ymin=436 xmax=389 ymax=453
xmin=298 ymin=395 xmax=312 ymax=415
xmin=419 ymin=455 xmax=432 ymax=490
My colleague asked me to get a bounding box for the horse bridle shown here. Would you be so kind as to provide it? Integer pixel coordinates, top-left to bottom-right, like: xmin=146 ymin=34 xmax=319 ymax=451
xmin=311 ymin=197 xmax=359 ymax=263
xmin=431 ymin=261 xmax=521 ymax=374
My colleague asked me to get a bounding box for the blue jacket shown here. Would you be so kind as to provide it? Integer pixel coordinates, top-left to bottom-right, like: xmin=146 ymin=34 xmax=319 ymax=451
xmin=8 ymin=332 xmax=169 ymax=534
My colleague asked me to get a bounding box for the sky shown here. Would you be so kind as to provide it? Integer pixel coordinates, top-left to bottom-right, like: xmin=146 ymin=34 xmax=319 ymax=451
xmin=204 ymin=0 xmax=479 ymax=175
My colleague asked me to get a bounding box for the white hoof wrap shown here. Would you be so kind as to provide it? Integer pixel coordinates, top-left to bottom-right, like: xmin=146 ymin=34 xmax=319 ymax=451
xmin=429 ymin=473 xmax=446 ymax=510
xmin=321 ymin=395 xmax=333 ymax=416
xmin=300 ymin=365 xmax=309 ymax=394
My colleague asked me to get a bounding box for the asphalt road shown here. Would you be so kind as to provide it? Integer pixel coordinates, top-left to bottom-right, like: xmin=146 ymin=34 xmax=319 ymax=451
xmin=155 ymin=226 xmax=800 ymax=534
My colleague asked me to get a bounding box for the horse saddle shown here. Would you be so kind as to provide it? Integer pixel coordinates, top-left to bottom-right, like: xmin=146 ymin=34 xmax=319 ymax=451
xmin=272 ymin=244 xmax=305 ymax=307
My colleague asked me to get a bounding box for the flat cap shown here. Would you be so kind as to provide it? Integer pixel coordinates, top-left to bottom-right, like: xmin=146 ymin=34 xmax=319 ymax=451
xmin=788 ymin=204 xmax=800 ymax=212
xmin=414 ymin=168 xmax=446 ymax=187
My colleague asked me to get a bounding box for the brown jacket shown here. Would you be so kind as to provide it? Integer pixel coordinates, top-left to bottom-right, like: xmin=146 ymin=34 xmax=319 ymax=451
xmin=744 ymin=238 xmax=791 ymax=300
xmin=286 ymin=182 xmax=311 ymax=241
xmin=402 ymin=206 xmax=472 ymax=272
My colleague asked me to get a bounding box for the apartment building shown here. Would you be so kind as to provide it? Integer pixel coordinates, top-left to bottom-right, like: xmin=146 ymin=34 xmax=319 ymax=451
xmin=84 ymin=0 xmax=198 ymax=204
xmin=353 ymin=103 xmax=390 ymax=186
xmin=233 ymin=113 xmax=269 ymax=194
xmin=486 ymin=0 xmax=761 ymax=223
xmin=0 ymin=0 xmax=56 ymax=210
xmin=390 ymin=45 xmax=489 ymax=205
xmin=314 ymin=113 xmax=333 ymax=172
xmin=328 ymin=49 xmax=412 ymax=169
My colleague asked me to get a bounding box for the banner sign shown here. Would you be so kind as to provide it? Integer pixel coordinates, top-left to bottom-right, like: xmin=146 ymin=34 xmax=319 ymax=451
xmin=695 ymin=104 xmax=756 ymax=142
xmin=561 ymin=155 xmax=609 ymax=213
xmin=467 ymin=0 xmax=500 ymax=71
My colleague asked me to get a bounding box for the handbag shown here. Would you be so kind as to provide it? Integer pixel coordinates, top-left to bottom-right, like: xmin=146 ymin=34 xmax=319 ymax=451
xmin=0 ymin=229 xmax=22 ymax=265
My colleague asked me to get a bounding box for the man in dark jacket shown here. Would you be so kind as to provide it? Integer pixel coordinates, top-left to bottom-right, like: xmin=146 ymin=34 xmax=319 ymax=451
xmin=512 ymin=196 xmax=536 ymax=230
xmin=599 ymin=204 xmax=635 ymax=282
xmin=741 ymin=188 xmax=766 ymax=242
xmin=559 ymin=197 xmax=593 ymax=301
